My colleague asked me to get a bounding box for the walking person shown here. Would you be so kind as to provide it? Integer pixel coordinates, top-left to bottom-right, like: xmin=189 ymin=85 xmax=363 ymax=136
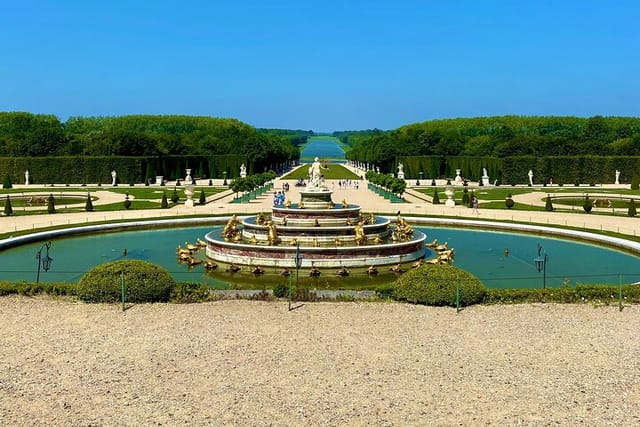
xmin=472 ymin=196 xmax=480 ymax=215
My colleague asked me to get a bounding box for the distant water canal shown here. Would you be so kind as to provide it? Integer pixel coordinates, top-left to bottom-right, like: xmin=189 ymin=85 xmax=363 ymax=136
xmin=1 ymin=225 xmax=638 ymax=289
xmin=300 ymin=137 xmax=345 ymax=161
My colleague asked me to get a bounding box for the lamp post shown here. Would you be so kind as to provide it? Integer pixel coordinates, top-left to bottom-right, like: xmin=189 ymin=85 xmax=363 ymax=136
xmin=417 ymin=171 xmax=423 ymax=186
xmin=534 ymin=244 xmax=548 ymax=289
xmin=290 ymin=242 xmax=303 ymax=311
xmin=223 ymin=171 xmax=227 ymax=186
xmin=36 ymin=241 xmax=53 ymax=283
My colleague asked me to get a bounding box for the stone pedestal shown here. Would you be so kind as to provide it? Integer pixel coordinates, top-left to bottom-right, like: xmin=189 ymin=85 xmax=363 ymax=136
xmin=482 ymin=177 xmax=490 ymax=186
xmin=455 ymin=169 xmax=462 ymax=182
xmin=155 ymin=176 xmax=164 ymax=186
xmin=444 ymin=187 xmax=455 ymax=207
xmin=184 ymin=185 xmax=195 ymax=208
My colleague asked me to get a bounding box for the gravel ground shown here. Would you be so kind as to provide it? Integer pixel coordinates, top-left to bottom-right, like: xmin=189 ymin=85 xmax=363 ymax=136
xmin=1 ymin=296 xmax=639 ymax=426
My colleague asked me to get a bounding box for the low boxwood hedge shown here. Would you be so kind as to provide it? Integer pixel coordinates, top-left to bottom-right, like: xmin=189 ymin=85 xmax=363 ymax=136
xmin=77 ymin=259 xmax=176 ymax=303
xmin=391 ymin=264 xmax=486 ymax=307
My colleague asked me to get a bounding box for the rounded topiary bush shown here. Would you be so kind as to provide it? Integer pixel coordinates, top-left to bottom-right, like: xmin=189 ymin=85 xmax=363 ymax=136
xmin=391 ymin=264 xmax=486 ymax=307
xmin=77 ymin=260 xmax=176 ymax=303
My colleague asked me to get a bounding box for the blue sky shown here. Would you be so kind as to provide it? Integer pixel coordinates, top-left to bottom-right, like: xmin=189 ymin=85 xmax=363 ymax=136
xmin=1 ymin=0 xmax=638 ymax=131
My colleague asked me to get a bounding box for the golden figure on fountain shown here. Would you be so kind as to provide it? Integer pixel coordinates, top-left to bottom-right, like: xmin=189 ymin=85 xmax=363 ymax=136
xmin=354 ymin=220 xmax=368 ymax=246
xmin=267 ymin=220 xmax=279 ymax=245
xmin=223 ymin=214 xmax=241 ymax=241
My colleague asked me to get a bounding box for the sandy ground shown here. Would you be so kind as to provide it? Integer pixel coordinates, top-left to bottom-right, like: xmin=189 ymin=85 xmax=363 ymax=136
xmin=1 ymin=297 xmax=639 ymax=426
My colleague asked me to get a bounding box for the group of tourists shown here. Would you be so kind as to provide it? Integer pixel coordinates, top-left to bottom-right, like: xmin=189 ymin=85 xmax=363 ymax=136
xmin=273 ymin=191 xmax=286 ymax=206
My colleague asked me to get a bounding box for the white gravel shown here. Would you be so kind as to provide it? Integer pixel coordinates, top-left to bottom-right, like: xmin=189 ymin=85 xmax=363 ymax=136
xmin=1 ymin=296 xmax=639 ymax=426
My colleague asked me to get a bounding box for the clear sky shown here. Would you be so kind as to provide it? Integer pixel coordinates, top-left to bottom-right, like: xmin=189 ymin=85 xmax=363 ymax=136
xmin=1 ymin=0 xmax=639 ymax=131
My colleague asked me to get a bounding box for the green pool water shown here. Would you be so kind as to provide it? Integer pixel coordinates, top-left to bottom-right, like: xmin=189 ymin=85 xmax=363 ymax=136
xmin=1 ymin=225 xmax=638 ymax=289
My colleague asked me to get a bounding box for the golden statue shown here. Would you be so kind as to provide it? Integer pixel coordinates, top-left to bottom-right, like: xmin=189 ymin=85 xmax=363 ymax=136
xmin=284 ymin=198 xmax=292 ymax=208
xmin=222 ymin=214 xmax=240 ymax=241
xmin=267 ymin=220 xmax=279 ymax=245
xmin=313 ymin=237 xmax=320 ymax=247
xmin=373 ymin=234 xmax=383 ymax=244
xmin=341 ymin=199 xmax=348 ymax=208
xmin=298 ymin=200 xmax=305 ymax=209
xmin=256 ymin=212 xmax=265 ymax=225
xmin=369 ymin=212 xmax=376 ymax=225
xmin=354 ymin=220 xmax=367 ymax=246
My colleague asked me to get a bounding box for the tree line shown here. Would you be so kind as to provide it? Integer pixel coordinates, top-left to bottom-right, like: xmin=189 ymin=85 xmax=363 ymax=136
xmin=0 ymin=113 xmax=300 ymax=173
xmin=344 ymin=116 xmax=640 ymax=172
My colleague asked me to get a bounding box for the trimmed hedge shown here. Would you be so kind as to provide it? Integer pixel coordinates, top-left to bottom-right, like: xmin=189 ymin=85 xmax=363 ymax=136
xmin=77 ymin=260 xmax=176 ymax=303
xmin=391 ymin=264 xmax=486 ymax=307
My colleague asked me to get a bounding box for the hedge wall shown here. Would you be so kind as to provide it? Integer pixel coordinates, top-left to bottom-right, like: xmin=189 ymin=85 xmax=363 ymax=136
xmin=397 ymin=155 xmax=640 ymax=185
xmin=0 ymin=154 xmax=247 ymax=185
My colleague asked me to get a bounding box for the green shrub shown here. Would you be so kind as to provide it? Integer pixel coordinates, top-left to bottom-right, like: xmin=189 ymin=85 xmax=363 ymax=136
xmin=391 ymin=264 xmax=486 ymax=307
xmin=545 ymin=195 xmax=553 ymax=211
xmin=631 ymin=175 xmax=639 ymax=190
xmin=583 ymin=195 xmax=593 ymax=213
xmin=85 ymin=193 xmax=93 ymax=212
xmin=161 ymin=192 xmax=168 ymax=208
xmin=4 ymin=195 xmax=13 ymax=216
xmin=47 ymin=194 xmax=56 ymax=214
xmin=199 ymin=189 xmax=206 ymax=205
xmin=0 ymin=281 xmax=76 ymax=297
xmin=432 ymin=188 xmax=440 ymax=204
xmin=461 ymin=188 xmax=470 ymax=206
xmin=505 ymin=195 xmax=514 ymax=209
xmin=273 ymin=282 xmax=288 ymax=298
xmin=77 ymin=259 xmax=176 ymax=303
xmin=628 ymin=198 xmax=637 ymax=217
xmin=171 ymin=282 xmax=212 ymax=303
xmin=171 ymin=188 xmax=179 ymax=203
xmin=123 ymin=193 xmax=131 ymax=209
xmin=3 ymin=174 xmax=12 ymax=189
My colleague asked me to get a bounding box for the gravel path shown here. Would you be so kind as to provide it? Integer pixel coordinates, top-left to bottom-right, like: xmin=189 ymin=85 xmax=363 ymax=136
xmin=1 ymin=297 xmax=639 ymax=426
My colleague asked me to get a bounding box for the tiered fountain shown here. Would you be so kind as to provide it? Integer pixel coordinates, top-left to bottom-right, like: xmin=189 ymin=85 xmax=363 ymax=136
xmin=205 ymin=158 xmax=426 ymax=274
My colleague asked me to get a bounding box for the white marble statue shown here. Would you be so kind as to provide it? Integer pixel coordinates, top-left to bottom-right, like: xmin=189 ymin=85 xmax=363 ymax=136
xmin=615 ymin=170 xmax=620 ymax=185
xmin=397 ymin=163 xmax=404 ymax=180
xmin=481 ymin=168 xmax=490 ymax=186
xmin=111 ymin=170 xmax=117 ymax=186
xmin=24 ymin=170 xmax=29 ymax=185
xmin=308 ymin=157 xmax=324 ymax=188
xmin=528 ymin=169 xmax=534 ymax=186
xmin=240 ymin=164 xmax=247 ymax=178
xmin=455 ymin=169 xmax=462 ymax=182
xmin=185 ymin=168 xmax=192 ymax=183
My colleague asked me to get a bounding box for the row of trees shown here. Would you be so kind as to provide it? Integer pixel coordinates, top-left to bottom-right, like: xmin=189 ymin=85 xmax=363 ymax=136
xmin=0 ymin=113 xmax=300 ymax=173
xmin=345 ymin=116 xmax=640 ymax=173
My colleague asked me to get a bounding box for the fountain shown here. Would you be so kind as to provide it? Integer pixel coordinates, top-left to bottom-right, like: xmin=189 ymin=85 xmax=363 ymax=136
xmin=204 ymin=158 xmax=427 ymax=273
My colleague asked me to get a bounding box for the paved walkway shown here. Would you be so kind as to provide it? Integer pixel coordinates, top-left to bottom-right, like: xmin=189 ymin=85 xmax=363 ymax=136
xmin=2 ymin=166 xmax=640 ymax=239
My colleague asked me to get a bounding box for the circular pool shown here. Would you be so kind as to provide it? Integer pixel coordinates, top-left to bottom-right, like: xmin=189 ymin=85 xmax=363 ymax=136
xmin=1 ymin=222 xmax=638 ymax=289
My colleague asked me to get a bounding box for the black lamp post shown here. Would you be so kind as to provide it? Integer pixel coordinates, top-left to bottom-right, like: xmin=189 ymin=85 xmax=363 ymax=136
xmin=36 ymin=241 xmax=53 ymax=283
xmin=534 ymin=243 xmax=548 ymax=289
xmin=290 ymin=242 xmax=303 ymax=310
xmin=418 ymin=171 xmax=423 ymax=186
xmin=223 ymin=171 xmax=227 ymax=186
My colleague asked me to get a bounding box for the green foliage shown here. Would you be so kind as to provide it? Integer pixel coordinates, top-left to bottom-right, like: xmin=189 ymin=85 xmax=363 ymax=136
xmin=161 ymin=192 xmax=168 ymax=208
xmin=76 ymin=259 xmax=176 ymax=303
xmin=432 ymin=188 xmax=440 ymax=204
xmin=628 ymin=198 xmax=637 ymax=217
xmin=85 ymin=193 xmax=93 ymax=212
xmin=391 ymin=264 xmax=486 ymax=307
xmin=545 ymin=195 xmax=553 ymax=211
xmin=0 ymin=281 xmax=77 ymax=297
xmin=461 ymin=188 xmax=470 ymax=206
xmin=171 ymin=188 xmax=179 ymax=203
xmin=632 ymin=175 xmax=640 ymax=190
xmin=583 ymin=195 xmax=593 ymax=213
xmin=199 ymin=189 xmax=206 ymax=204
xmin=123 ymin=193 xmax=132 ymax=209
xmin=3 ymin=174 xmax=12 ymax=189
xmin=3 ymin=195 xmax=13 ymax=216
xmin=273 ymin=282 xmax=288 ymax=298
xmin=170 ymin=282 xmax=212 ymax=303
xmin=47 ymin=194 xmax=56 ymax=214
xmin=505 ymin=195 xmax=515 ymax=209
xmin=484 ymin=284 xmax=640 ymax=305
